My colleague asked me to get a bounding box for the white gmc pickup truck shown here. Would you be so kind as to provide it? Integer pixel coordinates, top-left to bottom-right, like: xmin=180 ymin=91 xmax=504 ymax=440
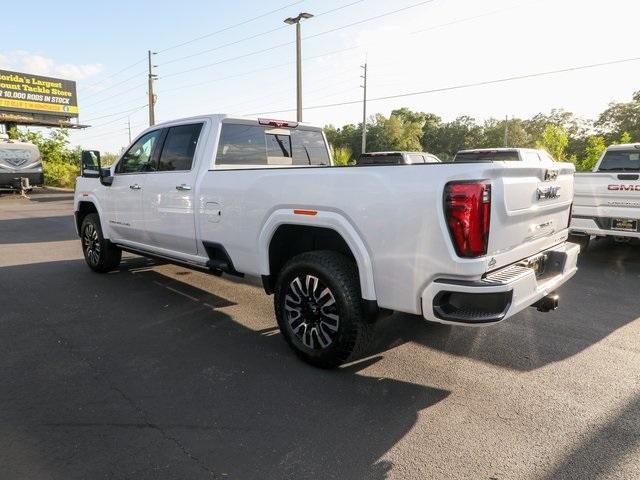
xmin=74 ymin=114 xmax=579 ymax=367
xmin=570 ymin=143 xmax=640 ymax=248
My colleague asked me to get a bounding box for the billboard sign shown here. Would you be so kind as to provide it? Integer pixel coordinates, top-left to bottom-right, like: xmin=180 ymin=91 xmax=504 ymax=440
xmin=0 ymin=69 xmax=78 ymax=118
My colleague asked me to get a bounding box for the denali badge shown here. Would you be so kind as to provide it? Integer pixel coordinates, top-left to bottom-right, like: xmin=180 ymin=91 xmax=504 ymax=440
xmin=536 ymin=186 xmax=561 ymax=200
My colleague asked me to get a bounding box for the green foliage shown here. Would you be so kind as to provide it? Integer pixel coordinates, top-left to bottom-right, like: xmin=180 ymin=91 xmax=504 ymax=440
xmin=596 ymin=92 xmax=640 ymax=144
xmin=324 ymin=92 xmax=640 ymax=166
xmin=617 ymin=132 xmax=632 ymax=144
xmin=101 ymin=152 xmax=119 ymax=166
xmin=536 ymin=124 xmax=569 ymax=160
xmin=580 ymin=136 xmax=606 ymax=172
xmin=331 ymin=146 xmax=353 ymax=166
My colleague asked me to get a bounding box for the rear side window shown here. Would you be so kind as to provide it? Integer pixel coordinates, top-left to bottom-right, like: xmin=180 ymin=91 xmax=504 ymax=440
xmin=598 ymin=149 xmax=640 ymax=171
xmin=292 ymin=130 xmax=330 ymax=165
xmin=158 ymin=123 xmax=203 ymax=171
xmin=408 ymin=154 xmax=425 ymax=164
xmin=454 ymin=151 xmax=520 ymax=162
xmin=216 ymin=124 xmax=329 ymax=166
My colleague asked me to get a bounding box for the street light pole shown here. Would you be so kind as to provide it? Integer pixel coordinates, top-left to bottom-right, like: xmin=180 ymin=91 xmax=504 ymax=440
xmin=284 ymin=12 xmax=314 ymax=122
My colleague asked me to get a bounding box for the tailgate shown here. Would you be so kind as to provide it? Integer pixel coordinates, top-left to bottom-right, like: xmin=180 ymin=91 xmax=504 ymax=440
xmin=485 ymin=162 xmax=574 ymax=269
xmin=574 ymin=172 xmax=640 ymax=210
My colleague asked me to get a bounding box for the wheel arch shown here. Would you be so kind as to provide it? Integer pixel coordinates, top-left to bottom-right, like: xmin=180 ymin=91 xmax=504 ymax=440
xmin=258 ymin=210 xmax=376 ymax=301
xmin=75 ymin=198 xmax=108 ymax=238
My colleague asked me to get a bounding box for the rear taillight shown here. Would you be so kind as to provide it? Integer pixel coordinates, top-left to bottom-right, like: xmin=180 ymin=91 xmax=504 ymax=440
xmin=445 ymin=182 xmax=491 ymax=258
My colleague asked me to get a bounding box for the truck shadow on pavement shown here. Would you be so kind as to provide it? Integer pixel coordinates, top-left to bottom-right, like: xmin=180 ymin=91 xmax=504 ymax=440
xmin=0 ymin=257 xmax=449 ymax=480
xmin=371 ymin=239 xmax=640 ymax=372
xmin=0 ymin=215 xmax=77 ymax=244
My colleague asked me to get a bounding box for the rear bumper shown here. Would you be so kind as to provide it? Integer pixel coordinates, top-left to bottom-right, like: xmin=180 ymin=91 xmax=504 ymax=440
xmin=0 ymin=171 xmax=44 ymax=189
xmin=571 ymin=216 xmax=640 ymax=239
xmin=421 ymin=242 xmax=580 ymax=325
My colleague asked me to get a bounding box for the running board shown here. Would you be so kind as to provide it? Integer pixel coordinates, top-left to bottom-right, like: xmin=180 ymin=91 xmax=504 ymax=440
xmin=117 ymin=245 xmax=213 ymax=274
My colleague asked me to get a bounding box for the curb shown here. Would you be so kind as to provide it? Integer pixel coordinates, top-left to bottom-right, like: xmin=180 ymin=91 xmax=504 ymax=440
xmin=42 ymin=186 xmax=74 ymax=193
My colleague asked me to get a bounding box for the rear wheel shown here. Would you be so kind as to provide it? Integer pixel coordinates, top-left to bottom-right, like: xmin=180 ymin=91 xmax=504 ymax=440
xmin=274 ymin=251 xmax=373 ymax=368
xmin=81 ymin=213 xmax=122 ymax=273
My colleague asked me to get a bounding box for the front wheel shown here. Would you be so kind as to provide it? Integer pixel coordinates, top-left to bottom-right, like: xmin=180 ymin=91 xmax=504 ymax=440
xmin=274 ymin=251 xmax=373 ymax=368
xmin=81 ymin=213 xmax=122 ymax=273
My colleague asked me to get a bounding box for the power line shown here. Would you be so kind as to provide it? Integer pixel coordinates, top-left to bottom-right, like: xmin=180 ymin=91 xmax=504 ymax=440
xmin=76 ymin=1 xmax=305 ymax=101
xmin=82 ymin=84 xmax=146 ymax=109
xmin=305 ymin=0 xmax=434 ymax=41
xmin=246 ymin=56 xmax=640 ymax=115
xmin=78 ymin=57 xmax=146 ymax=91
xmin=83 ymin=104 xmax=148 ymax=130
xmin=82 ymin=104 xmax=153 ymax=123
xmin=157 ymin=0 xmax=305 ymax=54
xmin=161 ymin=0 xmax=435 ymax=80
xmin=411 ymin=0 xmax=545 ymax=35
xmin=80 ymin=69 xmax=147 ymax=101
xmin=159 ymin=0 xmax=366 ymax=67
xmin=156 ymin=45 xmax=358 ymax=94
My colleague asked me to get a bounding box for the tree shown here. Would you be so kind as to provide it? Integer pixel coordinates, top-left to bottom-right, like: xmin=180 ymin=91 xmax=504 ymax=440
xmin=480 ymin=118 xmax=531 ymax=148
xmin=101 ymin=152 xmax=119 ymax=166
xmin=596 ymin=91 xmax=640 ymax=143
xmin=420 ymin=113 xmax=442 ymax=154
xmin=423 ymin=116 xmax=483 ymax=161
xmin=580 ymin=135 xmax=606 ymax=171
xmin=380 ymin=113 xmax=423 ymax=151
xmin=324 ymin=123 xmax=362 ymax=157
xmin=536 ymin=124 xmax=569 ymax=160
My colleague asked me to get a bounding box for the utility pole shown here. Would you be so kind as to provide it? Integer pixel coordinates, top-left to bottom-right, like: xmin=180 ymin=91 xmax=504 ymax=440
xmin=147 ymin=50 xmax=158 ymax=126
xmin=360 ymin=61 xmax=368 ymax=154
xmin=503 ymin=115 xmax=509 ymax=147
xmin=126 ymin=116 xmax=132 ymax=143
xmin=284 ymin=13 xmax=314 ymax=122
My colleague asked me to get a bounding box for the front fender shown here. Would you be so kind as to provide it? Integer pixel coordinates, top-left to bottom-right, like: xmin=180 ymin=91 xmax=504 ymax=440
xmin=74 ymin=192 xmax=112 ymax=240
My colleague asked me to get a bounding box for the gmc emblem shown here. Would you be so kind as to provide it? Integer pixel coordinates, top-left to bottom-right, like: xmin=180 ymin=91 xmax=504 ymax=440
xmin=608 ymin=184 xmax=640 ymax=191
xmin=536 ymin=186 xmax=561 ymax=200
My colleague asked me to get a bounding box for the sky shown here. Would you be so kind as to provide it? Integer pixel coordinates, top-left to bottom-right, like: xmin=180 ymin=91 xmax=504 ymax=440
xmin=1 ymin=0 xmax=640 ymax=153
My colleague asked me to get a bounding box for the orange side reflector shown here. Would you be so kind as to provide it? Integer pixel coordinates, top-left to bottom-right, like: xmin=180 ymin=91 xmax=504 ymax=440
xmin=293 ymin=209 xmax=318 ymax=216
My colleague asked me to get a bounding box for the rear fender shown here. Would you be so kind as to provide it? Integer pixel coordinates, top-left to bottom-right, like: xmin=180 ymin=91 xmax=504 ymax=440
xmin=257 ymin=209 xmax=377 ymax=300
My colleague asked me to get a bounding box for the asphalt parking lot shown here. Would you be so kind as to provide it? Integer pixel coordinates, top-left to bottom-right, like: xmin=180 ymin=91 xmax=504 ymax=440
xmin=0 ymin=189 xmax=639 ymax=480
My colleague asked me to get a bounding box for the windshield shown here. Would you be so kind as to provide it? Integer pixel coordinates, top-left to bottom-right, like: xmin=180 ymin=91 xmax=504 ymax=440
xmin=598 ymin=149 xmax=640 ymax=171
xmin=453 ymin=151 xmax=520 ymax=162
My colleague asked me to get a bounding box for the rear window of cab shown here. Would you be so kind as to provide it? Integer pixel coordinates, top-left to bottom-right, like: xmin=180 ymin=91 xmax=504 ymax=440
xmin=216 ymin=124 xmax=330 ymax=167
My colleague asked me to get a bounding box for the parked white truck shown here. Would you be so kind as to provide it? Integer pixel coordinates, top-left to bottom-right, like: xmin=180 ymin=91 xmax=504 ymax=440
xmin=570 ymin=143 xmax=640 ymax=248
xmin=74 ymin=114 xmax=579 ymax=367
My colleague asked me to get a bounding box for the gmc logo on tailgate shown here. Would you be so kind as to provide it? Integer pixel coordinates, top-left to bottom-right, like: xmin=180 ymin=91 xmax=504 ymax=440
xmin=608 ymin=184 xmax=640 ymax=191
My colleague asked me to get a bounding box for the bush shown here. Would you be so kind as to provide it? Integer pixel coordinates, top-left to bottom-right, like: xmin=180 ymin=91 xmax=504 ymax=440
xmin=43 ymin=161 xmax=79 ymax=188
xmin=331 ymin=146 xmax=354 ymax=166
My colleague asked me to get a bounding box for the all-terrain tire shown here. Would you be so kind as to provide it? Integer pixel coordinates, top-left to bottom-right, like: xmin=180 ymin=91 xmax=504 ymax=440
xmin=274 ymin=250 xmax=373 ymax=368
xmin=81 ymin=213 xmax=122 ymax=273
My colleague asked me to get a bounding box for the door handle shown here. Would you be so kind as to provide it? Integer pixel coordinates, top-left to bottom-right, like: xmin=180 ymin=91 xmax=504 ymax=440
xmin=176 ymin=184 xmax=191 ymax=191
xmin=129 ymin=184 xmax=142 ymax=190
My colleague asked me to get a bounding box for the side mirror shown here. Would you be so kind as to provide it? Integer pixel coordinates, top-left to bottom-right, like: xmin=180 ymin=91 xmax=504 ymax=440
xmin=81 ymin=150 xmax=101 ymax=178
